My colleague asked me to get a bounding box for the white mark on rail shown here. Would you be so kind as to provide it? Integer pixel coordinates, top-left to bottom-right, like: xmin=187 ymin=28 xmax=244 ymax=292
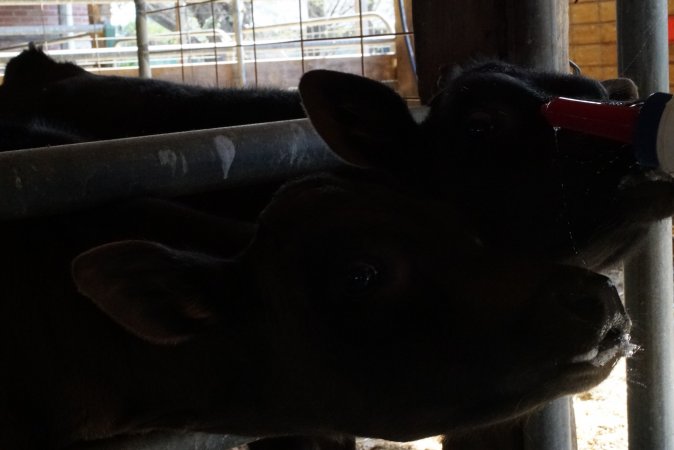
xmin=13 ymin=169 xmax=23 ymax=191
xmin=214 ymin=135 xmax=236 ymax=179
xmin=285 ymin=123 xmax=310 ymax=166
xmin=158 ymin=150 xmax=178 ymax=175
xmin=180 ymin=153 xmax=189 ymax=175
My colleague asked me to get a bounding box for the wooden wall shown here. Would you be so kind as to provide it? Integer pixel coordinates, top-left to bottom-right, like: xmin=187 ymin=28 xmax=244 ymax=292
xmin=569 ymin=0 xmax=618 ymax=79
xmin=569 ymin=0 xmax=674 ymax=92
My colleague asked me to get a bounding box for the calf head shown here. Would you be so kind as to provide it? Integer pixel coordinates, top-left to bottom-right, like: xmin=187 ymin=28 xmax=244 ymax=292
xmin=0 ymin=43 xmax=86 ymax=94
xmin=71 ymin=174 xmax=631 ymax=440
xmin=299 ymin=63 xmax=674 ymax=268
xmin=0 ymin=47 xmax=305 ymax=142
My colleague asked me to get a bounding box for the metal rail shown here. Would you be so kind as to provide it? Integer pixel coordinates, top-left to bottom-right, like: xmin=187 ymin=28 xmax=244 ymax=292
xmin=0 ymin=100 xmax=430 ymax=221
xmin=515 ymin=2 xmax=575 ymax=449
xmin=0 ymin=35 xmax=396 ymax=58
xmin=0 ymin=119 xmax=343 ymax=220
xmin=249 ymin=13 xmax=394 ymax=37
xmin=0 ymin=105 xmax=428 ymax=220
xmin=134 ymin=0 xmax=152 ymax=79
xmin=617 ymin=2 xmax=674 ymax=450
xmin=0 ymin=24 xmax=105 ymax=36
xmin=0 ymin=14 xmax=397 ymax=77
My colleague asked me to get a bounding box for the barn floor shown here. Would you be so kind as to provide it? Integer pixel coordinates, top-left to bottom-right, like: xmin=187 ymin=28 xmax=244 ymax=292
xmin=571 ymin=267 xmax=627 ymax=450
xmin=574 ymin=359 xmax=627 ymax=450
xmin=357 ymin=436 xmax=441 ymax=450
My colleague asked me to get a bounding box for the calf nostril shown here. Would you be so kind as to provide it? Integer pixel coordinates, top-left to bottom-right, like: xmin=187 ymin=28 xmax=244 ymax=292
xmin=600 ymin=326 xmax=624 ymax=349
xmin=563 ymin=294 xmax=606 ymax=324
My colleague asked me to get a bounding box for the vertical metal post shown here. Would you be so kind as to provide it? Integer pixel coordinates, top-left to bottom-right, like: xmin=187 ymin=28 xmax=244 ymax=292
xmin=617 ymin=2 xmax=674 ymax=450
xmin=232 ymin=0 xmax=247 ymax=87
xmin=412 ymin=0 xmax=506 ymax=103
xmin=412 ymin=2 xmax=573 ymax=448
xmin=524 ymin=399 xmax=575 ymax=450
xmin=516 ymin=2 xmax=575 ymax=449
xmin=411 ymin=0 xmax=568 ymax=101
xmin=505 ymin=0 xmax=569 ymax=73
xmin=58 ymin=4 xmax=75 ymax=50
xmin=177 ymin=0 xmax=190 ymax=68
xmin=134 ymin=0 xmax=152 ymax=79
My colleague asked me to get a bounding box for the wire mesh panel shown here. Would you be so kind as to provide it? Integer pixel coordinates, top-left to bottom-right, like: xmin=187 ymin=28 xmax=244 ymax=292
xmin=0 ymin=0 xmax=417 ymax=99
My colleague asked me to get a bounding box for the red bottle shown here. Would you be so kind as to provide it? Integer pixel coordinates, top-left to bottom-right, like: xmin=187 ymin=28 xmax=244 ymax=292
xmin=541 ymin=92 xmax=674 ymax=172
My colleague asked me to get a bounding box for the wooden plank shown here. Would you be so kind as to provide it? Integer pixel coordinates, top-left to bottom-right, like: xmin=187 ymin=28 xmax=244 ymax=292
xmin=412 ymin=0 xmax=568 ymax=102
xmin=412 ymin=0 xmax=507 ymax=102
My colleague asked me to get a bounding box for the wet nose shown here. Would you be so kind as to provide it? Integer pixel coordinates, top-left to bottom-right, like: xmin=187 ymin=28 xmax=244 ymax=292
xmin=559 ymin=277 xmax=616 ymax=324
xmin=534 ymin=268 xmax=630 ymax=345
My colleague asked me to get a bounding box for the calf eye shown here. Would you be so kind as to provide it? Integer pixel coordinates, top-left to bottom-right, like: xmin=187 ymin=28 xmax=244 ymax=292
xmin=341 ymin=261 xmax=380 ymax=297
xmin=464 ymin=111 xmax=495 ymax=138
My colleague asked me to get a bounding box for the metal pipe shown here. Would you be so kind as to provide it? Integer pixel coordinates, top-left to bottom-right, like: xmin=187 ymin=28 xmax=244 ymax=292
xmin=511 ymin=2 xmax=575 ymax=448
xmin=504 ymin=0 xmax=569 ymax=73
xmin=57 ymin=4 xmax=75 ymax=50
xmin=232 ymin=0 xmax=247 ymax=87
xmin=0 ymin=106 xmax=429 ymax=221
xmin=176 ymin=0 xmax=189 ymax=73
xmin=617 ymin=1 xmax=674 ymax=450
xmin=0 ymin=119 xmax=343 ymax=221
xmin=524 ymin=398 xmax=575 ymax=450
xmin=0 ymin=33 xmax=97 ymax=53
xmin=0 ymin=34 xmax=395 ymax=61
xmin=395 ymin=0 xmax=416 ymax=76
xmin=0 ymin=24 xmax=105 ymax=36
xmin=134 ymin=0 xmax=152 ymax=79
xmin=253 ymin=12 xmax=393 ymax=34
xmin=114 ymin=28 xmax=231 ymax=44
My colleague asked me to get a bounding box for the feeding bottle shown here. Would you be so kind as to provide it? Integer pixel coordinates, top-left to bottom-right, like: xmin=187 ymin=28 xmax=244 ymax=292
xmin=540 ymin=92 xmax=674 ymax=174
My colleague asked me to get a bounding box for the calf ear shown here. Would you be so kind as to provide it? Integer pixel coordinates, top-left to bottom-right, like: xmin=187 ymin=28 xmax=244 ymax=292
xmin=72 ymin=240 xmax=233 ymax=345
xmin=299 ymin=70 xmax=419 ymax=171
xmin=601 ymin=78 xmax=639 ymax=101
